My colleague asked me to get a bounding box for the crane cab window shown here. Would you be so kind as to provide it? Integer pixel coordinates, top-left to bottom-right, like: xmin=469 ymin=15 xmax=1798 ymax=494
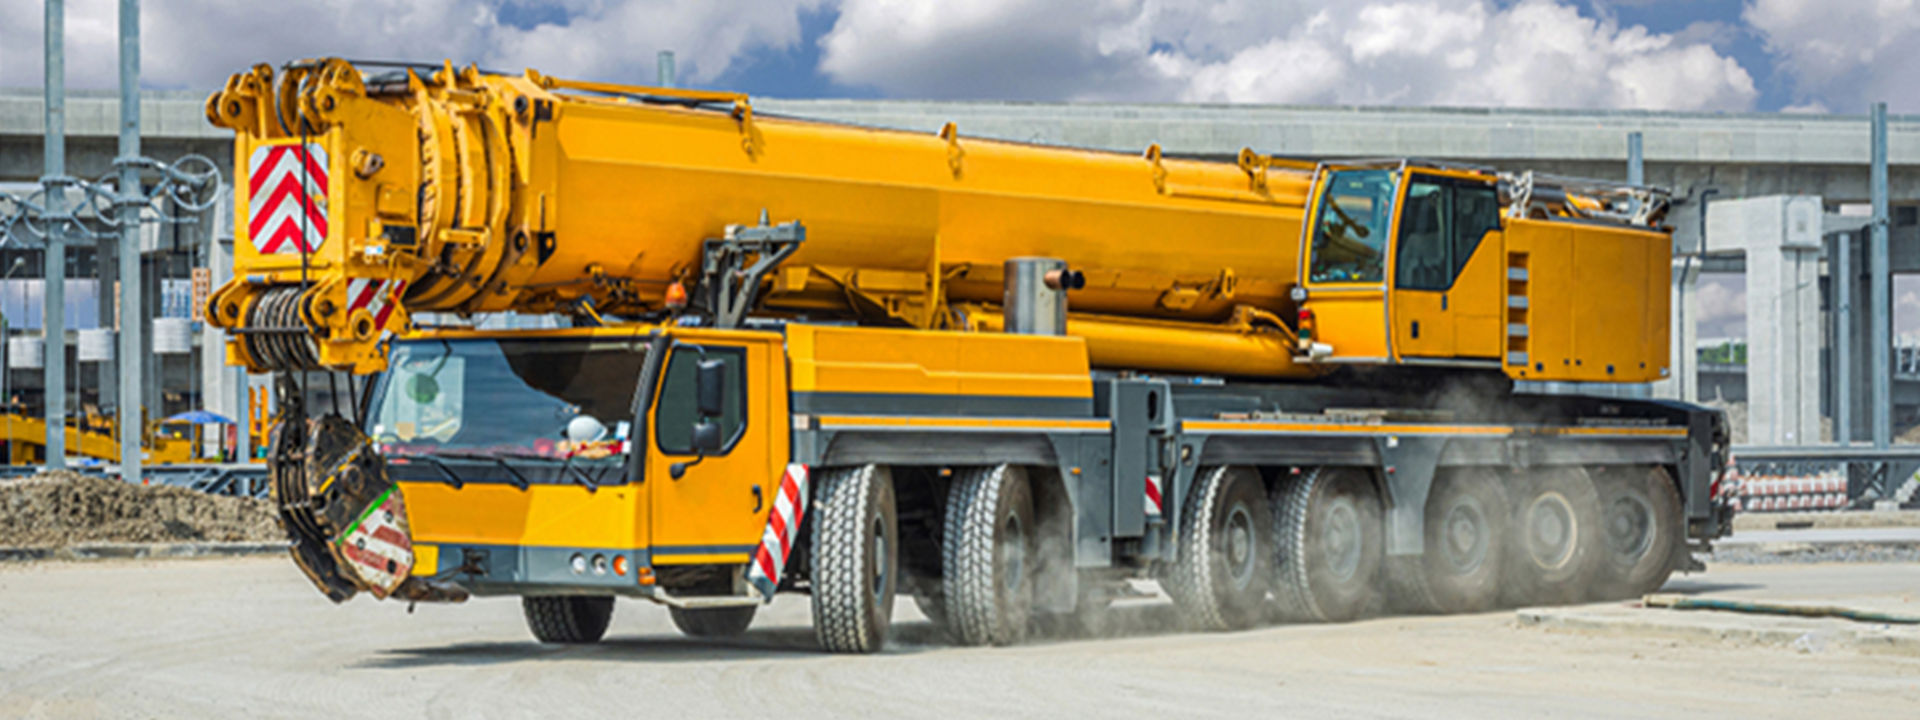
xmin=655 ymin=346 xmax=747 ymax=455
xmin=1394 ymin=176 xmax=1500 ymax=291
xmin=1308 ymin=169 xmax=1398 ymax=284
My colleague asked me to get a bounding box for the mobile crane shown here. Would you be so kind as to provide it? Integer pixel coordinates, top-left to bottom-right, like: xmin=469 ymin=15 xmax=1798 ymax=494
xmin=205 ymin=58 xmax=1729 ymax=652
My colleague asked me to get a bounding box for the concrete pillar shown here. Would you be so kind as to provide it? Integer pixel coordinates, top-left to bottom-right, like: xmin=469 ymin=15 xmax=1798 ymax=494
xmin=1710 ymin=196 xmax=1823 ymax=444
xmin=1654 ymin=257 xmax=1700 ymax=402
xmin=199 ymin=185 xmax=249 ymax=460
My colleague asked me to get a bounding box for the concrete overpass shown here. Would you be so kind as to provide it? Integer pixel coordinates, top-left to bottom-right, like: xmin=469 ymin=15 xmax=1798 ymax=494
xmin=5 ymin=88 xmax=1919 ymax=200
xmin=5 ymin=87 xmax=1920 ymax=447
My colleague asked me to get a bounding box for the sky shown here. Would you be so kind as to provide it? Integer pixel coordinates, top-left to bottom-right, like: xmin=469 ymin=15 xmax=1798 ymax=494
xmin=3 ymin=0 xmax=1915 ymax=340
xmin=0 ymin=0 xmax=1916 ymax=113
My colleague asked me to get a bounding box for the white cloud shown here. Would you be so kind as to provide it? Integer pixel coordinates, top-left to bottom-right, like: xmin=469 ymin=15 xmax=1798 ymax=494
xmin=1745 ymin=0 xmax=1920 ymax=113
xmin=819 ymin=0 xmax=1758 ymax=110
xmin=1695 ymin=274 xmax=1746 ymax=340
xmin=0 ymin=0 xmax=819 ymax=92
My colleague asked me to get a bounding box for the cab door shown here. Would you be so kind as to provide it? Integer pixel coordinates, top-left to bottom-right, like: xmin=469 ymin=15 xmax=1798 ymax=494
xmin=1390 ymin=174 xmax=1503 ymax=360
xmin=646 ymin=333 xmax=786 ymax=567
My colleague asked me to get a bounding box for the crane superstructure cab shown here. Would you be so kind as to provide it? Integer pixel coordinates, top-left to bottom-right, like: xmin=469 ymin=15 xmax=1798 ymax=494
xmin=1293 ymin=161 xmax=1672 ymax=384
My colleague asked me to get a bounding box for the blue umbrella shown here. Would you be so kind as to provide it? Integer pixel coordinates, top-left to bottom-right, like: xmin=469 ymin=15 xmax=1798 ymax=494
xmin=166 ymin=410 xmax=236 ymax=424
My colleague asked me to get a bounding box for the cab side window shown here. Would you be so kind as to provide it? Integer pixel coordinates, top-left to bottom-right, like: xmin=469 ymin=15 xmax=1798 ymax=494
xmin=655 ymin=346 xmax=747 ymax=455
xmin=1395 ymin=176 xmax=1499 ymax=291
xmin=1452 ymin=182 xmax=1500 ymax=279
xmin=1395 ymin=179 xmax=1451 ymax=290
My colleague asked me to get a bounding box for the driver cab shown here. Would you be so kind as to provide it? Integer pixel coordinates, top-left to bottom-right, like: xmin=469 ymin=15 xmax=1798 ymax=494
xmin=1297 ymin=163 xmax=1505 ymax=366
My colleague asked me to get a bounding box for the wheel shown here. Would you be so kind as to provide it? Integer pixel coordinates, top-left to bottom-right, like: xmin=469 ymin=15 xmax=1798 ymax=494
xmin=1273 ymin=467 xmax=1384 ymax=622
xmin=521 ymin=596 xmax=614 ymax=644
xmin=1168 ymin=466 xmax=1274 ymax=630
xmin=1593 ymin=466 xmax=1682 ymax=599
xmin=668 ymin=606 xmax=756 ymax=637
xmin=1502 ymin=466 xmax=1603 ymax=606
xmin=809 ymin=464 xmax=898 ymax=653
xmin=945 ymin=465 xmax=1037 ymax=646
xmin=1388 ymin=468 xmax=1509 ymax=614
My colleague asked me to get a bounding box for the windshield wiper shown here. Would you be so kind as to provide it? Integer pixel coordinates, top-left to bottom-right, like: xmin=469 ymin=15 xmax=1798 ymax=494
xmin=393 ymin=455 xmax=464 ymax=489
xmin=418 ymin=449 xmax=597 ymax=493
xmin=420 ymin=450 xmax=531 ymax=491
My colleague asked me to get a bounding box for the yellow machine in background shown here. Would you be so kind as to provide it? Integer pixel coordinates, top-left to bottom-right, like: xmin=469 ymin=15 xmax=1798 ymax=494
xmin=202 ymin=59 xmax=1722 ymax=654
xmin=0 ymin=413 xmax=195 ymax=466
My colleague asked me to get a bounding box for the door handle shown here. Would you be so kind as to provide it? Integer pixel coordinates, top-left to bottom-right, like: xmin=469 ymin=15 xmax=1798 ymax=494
xmin=751 ymin=484 xmax=763 ymax=513
xmin=1411 ymin=320 xmax=1420 ymax=339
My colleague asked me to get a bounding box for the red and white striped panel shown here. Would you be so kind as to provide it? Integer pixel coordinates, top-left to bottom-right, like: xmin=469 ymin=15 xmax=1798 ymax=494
xmin=247 ymin=143 xmax=329 ymax=255
xmin=334 ymin=490 xmax=413 ymax=599
xmin=345 ymin=278 xmax=408 ymax=332
xmin=746 ymin=464 xmax=809 ymax=601
xmin=1145 ymin=473 xmax=1164 ymax=517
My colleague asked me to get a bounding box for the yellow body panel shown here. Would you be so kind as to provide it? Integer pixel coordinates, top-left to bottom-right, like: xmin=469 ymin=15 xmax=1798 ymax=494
xmin=645 ymin=329 xmax=788 ymax=564
xmin=788 ymin=324 xmax=1093 ymax=398
xmin=402 ymin=481 xmax=645 ymax=549
xmin=1302 ymin=290 xmax=1390 ymax=361
xmin=1504 ymin=219 xmax=1670 ymax=382
xmin=1450 ymin=230 xmax=1506 ymax=359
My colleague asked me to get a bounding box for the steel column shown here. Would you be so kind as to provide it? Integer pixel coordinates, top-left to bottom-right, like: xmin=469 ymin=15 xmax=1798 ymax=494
xmin=657 ymin=51 xmax=676 ymax=88
xmin=42 ymin=0 xmax=67 ymax=469
xmin=1835 ymin=231 xmax=1852 ymax=444
xmin=1627 ymin=131 xmax=1644 ymax=185
xmin=115 ymin=0 xmax=143 ymax=483
xmin=1870 ymin=102 xmax=1892 ymax=449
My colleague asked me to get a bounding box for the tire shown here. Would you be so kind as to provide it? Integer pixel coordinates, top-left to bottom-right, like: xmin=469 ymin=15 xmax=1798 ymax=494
xmin=1592 ymin=466 xmax=1682 ymax=600
xmin=1273 ymin=467 xmax=1384 ymax=622
xmin=1169 ymin=466 xmax=1274 ymax=631
xmin=1388 ymin=468 xmax=1509 ymax=614
xmin=522 ymin=596 xmax=614 ymax=644
xmin=668 ymin=606 xmax=756 ymax=637
xmin=1502 ymin=466 xmax=1603 ymax=607
xmin=809 ymin=464 xmax=898 ymax=654
xmin=945 ymin=465 xmax=1037 ymax=646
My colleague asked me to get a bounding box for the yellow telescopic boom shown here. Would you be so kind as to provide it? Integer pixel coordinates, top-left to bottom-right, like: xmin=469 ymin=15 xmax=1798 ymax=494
xmin=205 ymin=59 xmax=1321 ymax=376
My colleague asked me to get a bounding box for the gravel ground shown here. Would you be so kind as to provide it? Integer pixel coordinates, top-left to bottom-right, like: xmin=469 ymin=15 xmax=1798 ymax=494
xmin=1705 ymin=543 xmax=1920 ymax=565
xmin=0 ymin=471 xmax=280 ymax=548
xmin=1 ymin=559 xmax=1916 ymax=719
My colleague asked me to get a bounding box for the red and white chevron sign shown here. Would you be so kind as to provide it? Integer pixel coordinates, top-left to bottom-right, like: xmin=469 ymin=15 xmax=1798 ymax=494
xmin=1145 ymin=473 xmax=1164 ymax=517
xmin=346 ymin=278 xmax=407 ymax=331
xmin=746 ymin=463 xmax=809 ymax=601
xmin=334 ymin=488 xmax=413 ymax=599
xmin=247 ymin=143 xmax=329 ymax=255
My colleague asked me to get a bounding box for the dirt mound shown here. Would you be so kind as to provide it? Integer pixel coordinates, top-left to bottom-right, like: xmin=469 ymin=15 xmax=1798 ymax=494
xmin=0 ymin=470 xmax=282 ymax=548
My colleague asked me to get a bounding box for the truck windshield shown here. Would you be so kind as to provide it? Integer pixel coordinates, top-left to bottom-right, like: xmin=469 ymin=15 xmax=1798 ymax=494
xmin=1308 ymin=169 xmax=1399 ymax=284
xmin=367 ymin=337 xmax=648 ymax=461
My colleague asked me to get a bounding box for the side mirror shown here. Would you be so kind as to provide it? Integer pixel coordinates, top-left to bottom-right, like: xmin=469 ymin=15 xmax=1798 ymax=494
xmin=691 ymin=419 xmax=723 ymax=453
xmin=695 ymin=358 xmax=727 ymax=418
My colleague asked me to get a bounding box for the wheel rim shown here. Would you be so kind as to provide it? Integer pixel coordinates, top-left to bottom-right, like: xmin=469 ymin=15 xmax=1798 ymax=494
xmin=1605 ymin=492 xmax=1654 ymax=560
xmin=1322 ymin=496 xmax=1364 ymax=581
xmin=1001 ymin=512 xmax=1026 ymax=594
xmin=1440 ymin=496 xmax=1490 ymax=574
xmin=871 ymin=515 xmax=890 ymax=604
xmin=1223 ymin=502 xmax=1256 ymax=589
xmin=1525 ymin=491 xmax=1577 ymax=570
